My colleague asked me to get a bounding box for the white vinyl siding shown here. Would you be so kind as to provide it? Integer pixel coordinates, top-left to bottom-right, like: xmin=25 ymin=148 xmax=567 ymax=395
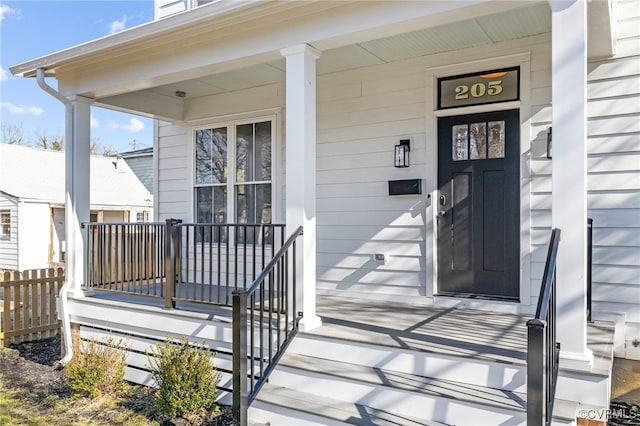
xmin=157 ymin=123 xmax=191 ymax=220
xmin=586 ymin=0 xmax=640 ymax=332
xmin=0 ymin=195 xmax=18 ymax=270
xmin=315 ymin=65 xmax=428 ymax=299
xmin=154 ymin=1 xmax=639 ymax=337
xmin=154 ymin=0 xmax=214 ymax=20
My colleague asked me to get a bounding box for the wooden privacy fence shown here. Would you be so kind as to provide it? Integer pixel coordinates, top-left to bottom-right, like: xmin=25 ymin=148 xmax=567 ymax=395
xmin=0 ymin=268 xmax=63 ymax=346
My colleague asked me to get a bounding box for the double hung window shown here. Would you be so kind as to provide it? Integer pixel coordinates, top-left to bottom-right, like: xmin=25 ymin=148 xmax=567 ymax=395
xmin=194 ymin=119 xmax=273 ymax=242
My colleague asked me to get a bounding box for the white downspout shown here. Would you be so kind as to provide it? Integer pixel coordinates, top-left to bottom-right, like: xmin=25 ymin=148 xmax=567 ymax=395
xmin=36 ymin=68 xmax=74 ymax=365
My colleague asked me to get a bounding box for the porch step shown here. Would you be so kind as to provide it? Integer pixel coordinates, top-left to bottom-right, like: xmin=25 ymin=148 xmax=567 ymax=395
xmin=277 ymin=353 xmax=527 ymax=412
xmin=287 ymin=332 xmax=526 ymax=391
xmin=247 ymin=293 xmax=610 ymax=426
xmin=251 ymin=351 xmax=577 ymax=425
xmin=252 ymin=384 xmax=449 ymax=426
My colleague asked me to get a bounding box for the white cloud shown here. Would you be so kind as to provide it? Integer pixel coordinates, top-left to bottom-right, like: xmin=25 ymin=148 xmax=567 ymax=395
xmin=0 ymin=67 xmax=8 ymax=82
xmin=1 ymin=101 xmax=43 ymax=116
xmin=0 ymin=5 xmax=16 ymax=21
xmin=90 ymin=115 xmax=100 ymax=128
xmin=110 ymin=117 xmax=144 ymax=133
xmin=109 ymin=15 xmax=127 ymax=34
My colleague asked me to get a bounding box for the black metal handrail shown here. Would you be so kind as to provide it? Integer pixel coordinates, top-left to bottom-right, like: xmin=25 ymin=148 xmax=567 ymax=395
xmin=587 ymin=218 xmax=593 ymax=322
xmin=232 ymin=226 xmax=303 ymax=426
xmin=527 ymin=228 xmax=561 ymax=426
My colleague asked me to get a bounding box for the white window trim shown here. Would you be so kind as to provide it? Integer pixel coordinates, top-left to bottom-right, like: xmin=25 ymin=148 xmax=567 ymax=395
xmin=0 ymin=209 xmax=10 ymax=240
xmin=190 ymin=112 xmax=280 ymax=225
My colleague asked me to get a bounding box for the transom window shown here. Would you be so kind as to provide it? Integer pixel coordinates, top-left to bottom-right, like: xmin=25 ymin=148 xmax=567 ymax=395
xmin=194 ymin=119 xmax=273 ymax=228
xmin=0 ymin=210 xmax=10 ymax=240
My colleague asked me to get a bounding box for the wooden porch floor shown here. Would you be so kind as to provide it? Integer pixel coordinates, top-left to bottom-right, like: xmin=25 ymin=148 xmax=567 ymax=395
xmin=88 ymin=289 xmax=614 ymax=372
xmin=310 ymin=295 xmax=614 ymax=372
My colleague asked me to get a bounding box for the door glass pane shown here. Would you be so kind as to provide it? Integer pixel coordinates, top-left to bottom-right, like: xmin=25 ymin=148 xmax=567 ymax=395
xmin=195 ymin=127 xmax=227 ymax=184
xmin=469 ymin=122 xmax=487 ymax=160
xmin=452 ymin=124 xmax=468 ymax=161
xmin=488 ymin=121 xmax=505 ymax=158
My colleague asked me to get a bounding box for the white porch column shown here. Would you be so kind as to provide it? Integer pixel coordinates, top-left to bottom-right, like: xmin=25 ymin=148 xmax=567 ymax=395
xmin=552 ymin=0 xmax=593 ymax=370
xmin=281 ymin=44 xmax=322 ymax=331
xmin=66 ymin=96 xmax=93 ymax=297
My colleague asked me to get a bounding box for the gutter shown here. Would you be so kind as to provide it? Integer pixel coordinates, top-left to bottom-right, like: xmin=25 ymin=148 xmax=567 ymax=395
xmin=36 ymin=68 xmax=74 ymax=366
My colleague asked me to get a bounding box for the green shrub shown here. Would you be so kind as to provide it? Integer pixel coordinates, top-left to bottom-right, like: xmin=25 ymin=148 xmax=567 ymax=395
xmin=65 ymin=337 xmax=127 ymax=398
xmin=147 ymin=337 xmax=220 ymax=419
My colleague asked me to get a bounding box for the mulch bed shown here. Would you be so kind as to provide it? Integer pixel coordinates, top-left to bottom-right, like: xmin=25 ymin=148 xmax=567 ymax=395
xmin=0 ymin=335 xmax=232 ymax=425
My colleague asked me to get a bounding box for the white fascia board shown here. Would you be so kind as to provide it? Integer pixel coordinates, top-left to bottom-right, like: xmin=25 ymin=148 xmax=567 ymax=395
xmin=11 ymin=0 xmax=544 ymax=101
xmin=58 ymin=1 xmax=537 ymax=99
xmin=10 ymin=0 xmax=534 ymax=80
xmin=8 ymin=0 xmax=289 ymax=77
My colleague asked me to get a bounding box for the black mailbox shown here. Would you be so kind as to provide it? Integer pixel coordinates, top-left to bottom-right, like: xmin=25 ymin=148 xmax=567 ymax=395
xmin=388 ymin=179 xmax=422 ymax=196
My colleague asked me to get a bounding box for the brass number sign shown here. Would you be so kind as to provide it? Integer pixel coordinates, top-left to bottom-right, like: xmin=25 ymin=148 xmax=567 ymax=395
xmin=439 ymin=68 xmax=519 ymax=109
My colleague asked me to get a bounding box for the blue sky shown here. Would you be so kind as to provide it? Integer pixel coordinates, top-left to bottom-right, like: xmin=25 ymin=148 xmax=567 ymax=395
xmin=1 ymin=0 xmax=155 ymax=154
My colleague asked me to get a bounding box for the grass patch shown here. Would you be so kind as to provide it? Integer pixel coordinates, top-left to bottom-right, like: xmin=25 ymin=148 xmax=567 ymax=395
xmin=0 ymin=381 xmax=159 ymax=426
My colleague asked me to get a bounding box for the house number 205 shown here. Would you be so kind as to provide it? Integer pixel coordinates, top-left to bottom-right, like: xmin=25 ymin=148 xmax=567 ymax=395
xmin=455 ymin=80 xmax=503 ymax=100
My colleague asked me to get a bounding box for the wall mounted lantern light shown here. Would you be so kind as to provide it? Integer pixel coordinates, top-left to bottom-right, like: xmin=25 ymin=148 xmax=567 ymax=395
xmin=546 ymin=127 xmax=552 ymax=159
xmin=394 ymin=139 xmax=411 ymax=168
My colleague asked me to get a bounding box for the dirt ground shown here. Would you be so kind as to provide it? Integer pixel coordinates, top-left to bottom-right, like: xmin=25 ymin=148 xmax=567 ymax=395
xmin=612 ymin=358 xmax=640 ymax=403
xmin=0 ymin=336 xmax=232 ymax=425
xmin=608 ymin=358 xmax=640 ymax=426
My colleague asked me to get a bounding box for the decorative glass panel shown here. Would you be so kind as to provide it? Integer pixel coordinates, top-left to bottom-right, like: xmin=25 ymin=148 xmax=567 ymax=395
xmin=488 ymin=121 xmax=505 ymax=158
xmin=452 ymin=124 xmax=468 ymax=161
xmin=195 ymin=127 xmax=227 ymax=185
xmin=469 ymin=122 xmax=487 ymax=160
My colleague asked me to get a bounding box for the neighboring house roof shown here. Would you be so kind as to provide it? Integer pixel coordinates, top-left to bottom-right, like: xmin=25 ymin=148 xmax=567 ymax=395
xmin=116 ymin=147 xmax=154 ymax=194
xmin=117 ymin=147 xmax=153 ymax=157
xmin=0 ymin=143 xmax=153 ymax=208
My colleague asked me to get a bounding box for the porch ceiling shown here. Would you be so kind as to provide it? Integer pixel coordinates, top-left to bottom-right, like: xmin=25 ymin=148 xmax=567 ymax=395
xmin=143 ymin=3 xmax=552 ymax=103
xmin=11 ymin=0 xmax=613 ymax=121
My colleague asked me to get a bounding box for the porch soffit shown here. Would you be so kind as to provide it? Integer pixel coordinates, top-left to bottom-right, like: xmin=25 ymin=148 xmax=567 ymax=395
xmin=99 ymin=2 xmax=552 ymax=119
xmin=10 ymin=0 xmax=611 ymax=120
xmin=11 ymin=2 xmax=543 ymax=94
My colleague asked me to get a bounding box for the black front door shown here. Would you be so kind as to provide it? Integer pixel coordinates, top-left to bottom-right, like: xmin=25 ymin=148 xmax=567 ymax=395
xmin=437 ymin=110 xmax=519 ymax=300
